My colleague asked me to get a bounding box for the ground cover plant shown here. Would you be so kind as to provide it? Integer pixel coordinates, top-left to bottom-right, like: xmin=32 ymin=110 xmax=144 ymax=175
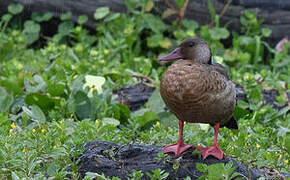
xmin=0 ymin=0 xmax=289 ymax=179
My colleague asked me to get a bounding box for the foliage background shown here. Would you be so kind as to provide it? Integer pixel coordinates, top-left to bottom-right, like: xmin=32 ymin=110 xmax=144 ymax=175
xmin=0 ymin=0 xmax=289 ymax=179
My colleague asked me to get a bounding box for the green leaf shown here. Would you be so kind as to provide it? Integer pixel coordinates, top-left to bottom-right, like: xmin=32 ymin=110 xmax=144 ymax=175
xmin=23 ymin=20 xmax=41 ymax=33
xmin=0 ymin=87 xmax=14 ymax=113
xmin=60 ymin=12 xmax=72 ymax=21
xmin=285 ymin=134 xmax=290 ymax=153
xmin=58 ymin=21 xmax=74 ymax=36
xmin=102 ymin=117 xmax=120 ymax=126
xmin=182 ymin=19 xmax=199 ymax=30
xmin=25 ymin=93 xmax=56 ymax=112
xmin=144 ymin=14 xmax=166 ymax=33
xmin=176 ymin=0 xmax=186 ymax=8
xmin=8 ymin=3 xmax=24 ymax=15
xmin=22 ymin=105 xmax=46 ymax=124
xmin=196 ymin=163 xmax=207 ymax=172
xmin=94 ymin=7 xmax=110 ymax=20
xmin=261 ymin=28 xmax=271 ymax=37
xmin=78 ymin=15 xmax=88 ymax=25
xmin=209 ymin=27 xmax=229 ymax=40
xmin=31 ymin=12 xmax=53 ymax=22
xmin=147 ymin=89 xmax=165 ymax=114
xmin=132 ymin=109 xmax=158 ymax=127
xmin=2 ymin=14 xmax=12 ymax=22
xmin=74 ymin=91 xmax=91 ymax=120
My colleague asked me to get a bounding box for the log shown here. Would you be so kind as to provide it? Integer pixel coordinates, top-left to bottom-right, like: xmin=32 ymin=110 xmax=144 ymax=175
xmin=76 ymin=140 xmax=290 ymax=179
xmin=1 ymin=0 xmax=290 ymax=44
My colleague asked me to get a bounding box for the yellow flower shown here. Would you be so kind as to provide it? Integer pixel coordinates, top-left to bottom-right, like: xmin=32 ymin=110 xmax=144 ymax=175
xmin=95 ymin=119 xmax=99 ymax=124
xmin=248 ymin=134 xmax=251 ymax=138
xmin=53 ymin=145 xmax=57 ymax=149
xmin=256 ymin=144 xmax=261 ymax=149
xmin=11 ymin=122 xmax=16 ymax=129
xmin=41 ymin=129 xmax=46 ymax=133
xmin=60 ymin=120 xmax=64 ymax=124
xmin=22 ymin=149 xmax=26 ymax=153
xmin=231 ymin=146 xmax=234 ymax=150
xmin=197 ymin=143 xmax=201 ymax=146
xmin=229 ymin=133 xmax=233 ymax=137
xmin=279 ymin=154 xmax=282 ymax=159
xmin=285 ymin=160 xmax=288 ymax=164
xmin=156 ymin=121 xmax=160 ymax=126
xmin=32 ymin=129 xmax=36 ymax=133
xmin=184 ymin=121 xmax=187 ymax=125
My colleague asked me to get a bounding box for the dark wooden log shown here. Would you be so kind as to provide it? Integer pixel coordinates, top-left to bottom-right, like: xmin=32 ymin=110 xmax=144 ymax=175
xmin=1 ymin=0 xmax=290 ymax=44
xmin=77 ymin=141 xmax=289 ymax=179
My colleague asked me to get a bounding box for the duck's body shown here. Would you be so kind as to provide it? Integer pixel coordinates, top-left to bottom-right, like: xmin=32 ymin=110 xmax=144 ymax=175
xmin=160 ymin=60 xmax=236 ymax=126
xmin=159 ymin=38 xmax=237 ymax=160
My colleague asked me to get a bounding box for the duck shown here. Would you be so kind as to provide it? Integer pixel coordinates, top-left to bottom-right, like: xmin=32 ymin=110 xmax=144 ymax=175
xmin=159 ymin=38 xmax=237 ymax=160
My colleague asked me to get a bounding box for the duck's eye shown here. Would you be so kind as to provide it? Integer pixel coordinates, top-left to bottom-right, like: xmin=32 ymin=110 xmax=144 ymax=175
xmin=188 ymin=42 xmax=195 ymax=47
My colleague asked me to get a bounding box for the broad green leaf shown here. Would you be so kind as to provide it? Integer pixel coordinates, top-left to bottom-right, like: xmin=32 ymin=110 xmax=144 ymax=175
xmin=182 ymin=19 xmax=199 ymax=30
xmin=102 ymin=117 xmax=120 ymax=126
xmin=60 ymin=12 xmax=72 ymax=21
xmin=261 ymin=28 xmax=271 ymax=37
xmin=78 ymin=15 xmax=88 ymax=25
xmin=144 ymin=14 xmax=166 ymax=33
xmin=58 ymin=21 xmax=74 ymax=36
xmin=2 ymin=14 xmax=12 ymax=22
xmin=147 ymin=89 xmax=165 ymax=114
xmin=74 ymin=91 xmax=90 ymax=120
xmin=94 ymin=7 xmax=110 ymax=20
xmin=209 ymin=27 xmax=230 ymax=40
xmin=196 ymin=163 xmax=207 ymax=172
xmin=25 ymin=93 xmax=56 ymax=112
xmin=8 ymin=3 xmax=24 ymax=15
xmin=0 ymin=87 xmax=14 ymax=113
xmin=22 ymin=105 xmax=46 ymax=124
xmin=31 ymin=12 xmax=53 ymax=22
xmin=23 ymin=20 xmax=41 ymax=33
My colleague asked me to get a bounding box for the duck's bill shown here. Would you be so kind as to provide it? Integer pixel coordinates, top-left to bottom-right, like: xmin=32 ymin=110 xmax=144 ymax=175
xmin=158 ymin=47 xmax=184 ymax=62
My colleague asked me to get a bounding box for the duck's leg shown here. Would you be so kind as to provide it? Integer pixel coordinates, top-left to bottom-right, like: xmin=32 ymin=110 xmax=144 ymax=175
xmin=196 ymin=123 xmax=224 ymax=160
xmin=163 ymin=120 xmax=194 ymax=155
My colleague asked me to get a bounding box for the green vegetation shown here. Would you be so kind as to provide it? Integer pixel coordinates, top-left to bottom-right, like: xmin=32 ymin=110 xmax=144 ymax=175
xmin=0 ymin=0 xmax=289 ymax=179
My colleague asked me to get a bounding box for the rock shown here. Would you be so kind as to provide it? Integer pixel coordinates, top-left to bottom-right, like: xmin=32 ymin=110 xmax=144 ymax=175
xmin=77 ymin=141 xmax=289 ymax=179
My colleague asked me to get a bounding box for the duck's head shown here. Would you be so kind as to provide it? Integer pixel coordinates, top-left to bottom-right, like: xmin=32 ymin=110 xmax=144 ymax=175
xmin=159 ymin=38 xmax=212 ymax=64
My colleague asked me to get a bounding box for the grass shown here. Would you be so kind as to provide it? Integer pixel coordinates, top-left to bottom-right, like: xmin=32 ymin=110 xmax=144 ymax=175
xmin=0 ymin=1 xmax=289 ymax=179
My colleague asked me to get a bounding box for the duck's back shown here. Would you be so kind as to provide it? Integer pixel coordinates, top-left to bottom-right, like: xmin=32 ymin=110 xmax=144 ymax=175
xmin=160 ymin=60 xmax=236 ymax=125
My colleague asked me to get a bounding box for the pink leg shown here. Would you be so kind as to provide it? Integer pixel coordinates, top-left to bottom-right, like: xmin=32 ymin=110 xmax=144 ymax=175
xmin=163 ymin=120 xmax=194 ymax=155
xmin=196 ymin=123 xmax=224 ymax=160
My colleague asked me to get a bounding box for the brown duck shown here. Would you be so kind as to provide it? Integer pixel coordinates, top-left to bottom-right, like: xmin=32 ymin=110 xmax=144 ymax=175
xmin=159 ymin=38 xmax=237 ymax=160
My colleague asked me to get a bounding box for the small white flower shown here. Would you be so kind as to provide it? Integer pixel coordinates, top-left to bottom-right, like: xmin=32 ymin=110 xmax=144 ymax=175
xmin=83 ymin=75 xmax=106 ymax=97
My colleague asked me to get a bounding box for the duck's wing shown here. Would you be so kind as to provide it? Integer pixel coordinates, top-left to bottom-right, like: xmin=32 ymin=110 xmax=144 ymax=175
xmin=211 ymin=62 xmax=230 ymax=80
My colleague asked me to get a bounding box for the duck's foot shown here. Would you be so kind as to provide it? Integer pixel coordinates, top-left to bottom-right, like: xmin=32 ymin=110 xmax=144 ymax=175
xmin=196 ymin=145 xmax=224 ymax=160
xmin=163 ymin=143 xmax=194 ymax=156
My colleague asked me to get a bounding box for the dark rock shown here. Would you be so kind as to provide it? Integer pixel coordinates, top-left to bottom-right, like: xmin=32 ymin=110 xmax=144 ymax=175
xmin=114 ymin=83 xmax=155 ymax=112
xmin=77 ymin=141 xmax=289 ymax=179
xmin=262 ymin=89 xmax=289 ymax=110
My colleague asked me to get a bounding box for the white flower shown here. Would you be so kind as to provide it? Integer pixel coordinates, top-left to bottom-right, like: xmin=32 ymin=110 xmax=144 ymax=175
xmin=83 ymin=75 xmax=106 ymax=97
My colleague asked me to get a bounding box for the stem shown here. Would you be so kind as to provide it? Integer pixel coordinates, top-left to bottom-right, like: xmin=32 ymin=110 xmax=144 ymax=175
xmin=254 ymin=35 xmax=261 ymax=65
